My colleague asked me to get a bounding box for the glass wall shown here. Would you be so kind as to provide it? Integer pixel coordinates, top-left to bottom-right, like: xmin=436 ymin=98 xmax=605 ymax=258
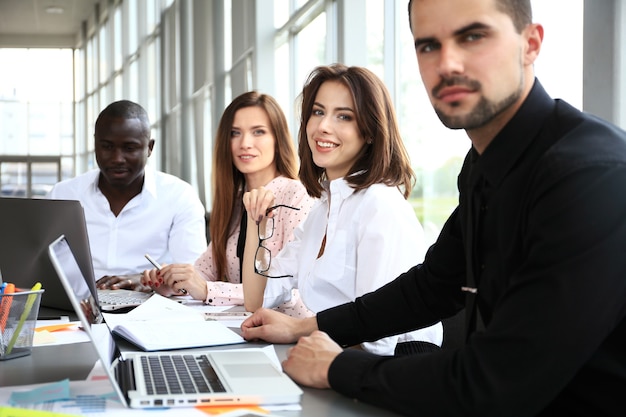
xmin=270 ymin=0 xmax=584 ymax=244
xmin=0 ymin=48 xmax=72 ymax=196
xmin=0 ymin=0 xmax=590 ymax=240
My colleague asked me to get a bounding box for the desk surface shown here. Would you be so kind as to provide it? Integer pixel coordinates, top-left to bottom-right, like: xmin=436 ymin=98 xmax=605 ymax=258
xmin=0 ymin=335 xmax=400 ymax=417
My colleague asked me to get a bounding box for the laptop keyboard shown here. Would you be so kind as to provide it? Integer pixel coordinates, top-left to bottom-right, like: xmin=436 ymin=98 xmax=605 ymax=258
xmin=98 ymin=290 xmax=151 ymax=305
xmin=141 ymin=354 xmax=226 ymax=395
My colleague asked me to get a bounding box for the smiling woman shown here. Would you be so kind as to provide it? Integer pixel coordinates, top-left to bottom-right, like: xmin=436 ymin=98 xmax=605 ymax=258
xmin=241 ymin=64 xmax=444 ymax=356
xmin=141 ymin=91 xmax=316 ymax=319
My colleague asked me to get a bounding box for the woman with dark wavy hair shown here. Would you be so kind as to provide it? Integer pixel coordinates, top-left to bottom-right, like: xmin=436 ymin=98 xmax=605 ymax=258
xmin=243 ymin=64 xmax=442 ymax=355
xmin=143 ymin=91 xmax=314 ymax=318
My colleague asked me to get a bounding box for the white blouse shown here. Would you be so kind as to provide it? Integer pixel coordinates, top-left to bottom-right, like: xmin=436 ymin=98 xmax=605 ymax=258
xmin=263 ymin=177 xmax=443 ymax=355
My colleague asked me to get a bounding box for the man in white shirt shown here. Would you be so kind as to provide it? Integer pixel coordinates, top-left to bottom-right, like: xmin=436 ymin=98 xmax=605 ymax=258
xmin=48 ymin=100 xmax=207 ymax=290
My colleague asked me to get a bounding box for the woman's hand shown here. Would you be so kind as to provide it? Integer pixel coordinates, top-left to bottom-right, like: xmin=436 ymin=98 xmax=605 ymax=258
xmin=141 ymin=264 xmax=207 ymax=300
xmin=243 ymin=186 xmax=276 ymax=223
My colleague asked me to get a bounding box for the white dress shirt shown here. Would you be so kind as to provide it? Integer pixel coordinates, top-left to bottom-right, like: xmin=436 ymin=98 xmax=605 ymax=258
xmin=264 ymin=177 xmax=443 ymax=355
xmin=48 ymin=168 xmax=207 ymax=280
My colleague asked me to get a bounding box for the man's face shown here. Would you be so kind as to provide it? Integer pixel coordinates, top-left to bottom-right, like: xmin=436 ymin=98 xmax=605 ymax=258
xmin=410 ymin=0 xmax=527 ymax=131
xmin=94 ymin=116 xmax=153 ymax=189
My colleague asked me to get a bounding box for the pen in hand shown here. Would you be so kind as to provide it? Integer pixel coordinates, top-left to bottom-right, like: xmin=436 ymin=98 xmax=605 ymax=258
xmin=144 ymin=254 xmax=188 ymax=295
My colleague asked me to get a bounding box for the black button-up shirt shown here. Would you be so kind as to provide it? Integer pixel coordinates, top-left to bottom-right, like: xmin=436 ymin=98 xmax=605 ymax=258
xmin=319 ymin=80 xmax=626 ymax=416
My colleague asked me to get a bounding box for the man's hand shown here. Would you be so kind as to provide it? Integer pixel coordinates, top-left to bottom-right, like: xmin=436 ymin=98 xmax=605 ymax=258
xmin=241 ymin=308 xmax=318 ymax=344
xmin=96 ymin=274 xmax=152 ymax=292
xmin=282 ymin=331 xmax=342 ymax=389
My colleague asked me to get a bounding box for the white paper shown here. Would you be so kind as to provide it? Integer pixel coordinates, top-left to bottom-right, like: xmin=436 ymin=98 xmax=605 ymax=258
xmin=102 ymin=294 xmax=245 ymax=351
xmin=111 ymin=320 xmax=245 ymax=351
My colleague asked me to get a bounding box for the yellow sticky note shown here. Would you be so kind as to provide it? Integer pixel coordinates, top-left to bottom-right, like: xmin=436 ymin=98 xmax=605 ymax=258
xmin=0 ymin=406 xmax=77 ymax=417
xmin=33 ymin=330 xmax=57 ymax=345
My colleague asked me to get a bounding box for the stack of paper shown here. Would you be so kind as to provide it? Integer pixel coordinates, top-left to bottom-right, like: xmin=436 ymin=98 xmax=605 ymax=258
xmin=102 ymin=295 xmax=245 ymax=351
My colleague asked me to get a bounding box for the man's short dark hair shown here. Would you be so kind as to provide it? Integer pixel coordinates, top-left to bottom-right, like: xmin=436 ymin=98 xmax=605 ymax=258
xmin=408 ymin=0 xmax=532 ymax=33
xmin=95 ymin=100 xmax=151 ymax=138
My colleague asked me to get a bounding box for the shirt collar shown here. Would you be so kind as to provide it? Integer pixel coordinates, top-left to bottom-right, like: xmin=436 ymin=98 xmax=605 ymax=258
xmin=321 ymin=176 xmax=357 ymax=203
xmin=142 ymin=168 xmax=157 ymax=198
xmin=475 ymin=79 xmax=555 ymax=188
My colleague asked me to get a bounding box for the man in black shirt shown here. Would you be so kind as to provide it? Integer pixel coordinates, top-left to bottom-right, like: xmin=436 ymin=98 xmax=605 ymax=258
xmin=241 ymin=0 xmax=626 ymax=415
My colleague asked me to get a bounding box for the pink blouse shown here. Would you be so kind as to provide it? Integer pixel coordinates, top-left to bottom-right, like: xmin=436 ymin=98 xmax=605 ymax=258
xmin=194 ymin=176 xmax=315 ymax=318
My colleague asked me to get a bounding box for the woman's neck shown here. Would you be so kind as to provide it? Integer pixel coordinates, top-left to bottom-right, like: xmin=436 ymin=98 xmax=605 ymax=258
xmin=244 ymin=170 xmax=279 ymax=190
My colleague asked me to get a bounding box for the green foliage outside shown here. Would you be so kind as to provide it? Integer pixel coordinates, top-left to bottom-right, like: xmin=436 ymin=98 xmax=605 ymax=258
xmin=408 ymin=155 xmax=463 ymax=234
xmin=410 ymin=196 xmax=458 ymax=229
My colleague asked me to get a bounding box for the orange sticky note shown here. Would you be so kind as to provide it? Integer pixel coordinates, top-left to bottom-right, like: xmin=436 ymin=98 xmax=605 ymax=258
xmin=196 ymin=405 xmax=268 ymax=415
xmin=35 ymin=323 xmax=78 ymax=333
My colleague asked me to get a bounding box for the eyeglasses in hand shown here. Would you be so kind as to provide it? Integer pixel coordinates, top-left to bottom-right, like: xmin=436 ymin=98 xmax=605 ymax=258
xmin=254 ymin=204 xmax=300 ymax=278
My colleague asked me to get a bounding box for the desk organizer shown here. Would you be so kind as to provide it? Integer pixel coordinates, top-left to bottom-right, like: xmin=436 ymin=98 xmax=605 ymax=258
xmin=0 ymin=288 xmax=44 ymax=360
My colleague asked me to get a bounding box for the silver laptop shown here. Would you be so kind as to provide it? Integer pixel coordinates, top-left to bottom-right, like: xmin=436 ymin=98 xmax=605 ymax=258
xmin=48 ymin=234 xmax=303 ymax=409
xmin=0 ymin=197 xmax=150 ymax=312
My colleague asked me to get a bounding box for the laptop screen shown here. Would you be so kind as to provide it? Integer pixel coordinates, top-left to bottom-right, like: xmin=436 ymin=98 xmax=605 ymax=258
xmin=48 ymin=234 xmax=103 ymax=325
xmin=0 ymin=198 xmax=97 ymax=311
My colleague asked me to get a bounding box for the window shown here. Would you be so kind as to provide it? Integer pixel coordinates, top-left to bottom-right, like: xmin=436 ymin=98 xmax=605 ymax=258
xmin=0 ymin=48 xmax=73 ymax=193
xmin=274 ymin=0 xmax=584 ymax=246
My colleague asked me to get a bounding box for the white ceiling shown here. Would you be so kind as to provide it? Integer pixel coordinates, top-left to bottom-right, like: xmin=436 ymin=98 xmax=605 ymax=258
xmin=0 ymin=0 xmax=98 ymax=47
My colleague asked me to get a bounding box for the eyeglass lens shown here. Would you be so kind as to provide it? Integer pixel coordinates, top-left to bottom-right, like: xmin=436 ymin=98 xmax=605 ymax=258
xmin=258 ymin=217 xmax=275 ymax=241
xmin=255 ymin=246 xmax=271 ymax=273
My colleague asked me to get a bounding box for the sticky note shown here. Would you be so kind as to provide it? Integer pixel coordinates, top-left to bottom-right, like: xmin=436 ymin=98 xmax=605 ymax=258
xmin=197 ymin=405 xmax=268 ymax=415
xmin=8 ymin=379 xmax=70 ymax=406
xmin=0 ymin=406 xmax=77 ymax=417
xmin=33 ymin=330 xmax=57 ymax=345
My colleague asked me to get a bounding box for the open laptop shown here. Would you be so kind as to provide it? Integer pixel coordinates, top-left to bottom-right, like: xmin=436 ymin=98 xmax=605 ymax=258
xmin=48 ymin=234 xmax=303 ymax=409
xmin=0 ymin=197 xmax=150 ymax=312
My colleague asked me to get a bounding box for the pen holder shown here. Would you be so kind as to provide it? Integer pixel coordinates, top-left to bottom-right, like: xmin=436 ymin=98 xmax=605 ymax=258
xmin=0 ymin=289 xmax=44 ymax=360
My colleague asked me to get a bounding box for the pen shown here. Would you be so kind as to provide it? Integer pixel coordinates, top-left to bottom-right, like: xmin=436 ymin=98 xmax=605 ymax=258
xmin=204 ymin=311 xmax=252 ymax=321
xmin=144 ymin=253 xmax=162 ymax=270
xmin=5 ymin=282 xmax=41 ymax=355
xmin=144 ymin=254 xmax=188 ymax=295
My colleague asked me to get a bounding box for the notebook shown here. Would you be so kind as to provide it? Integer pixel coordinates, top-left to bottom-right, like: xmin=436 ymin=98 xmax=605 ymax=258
xmin=48 ymin=234 xmax=303 ymax=409
xmin=0 ymin=197 xmax=150 ymax=312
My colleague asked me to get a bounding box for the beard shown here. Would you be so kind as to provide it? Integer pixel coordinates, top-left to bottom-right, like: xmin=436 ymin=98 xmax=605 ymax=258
xmin=432 ymin=75 xmax=523 ymax=130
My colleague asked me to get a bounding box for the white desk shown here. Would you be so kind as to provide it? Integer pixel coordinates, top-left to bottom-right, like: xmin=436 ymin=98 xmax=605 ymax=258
xmin=0 ymin=335 xmax=401 ymax=416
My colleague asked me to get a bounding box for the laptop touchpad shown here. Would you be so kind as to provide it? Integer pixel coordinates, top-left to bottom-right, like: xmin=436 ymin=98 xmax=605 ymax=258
xmin=224 ymin=364 xmax=282 ymax=378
